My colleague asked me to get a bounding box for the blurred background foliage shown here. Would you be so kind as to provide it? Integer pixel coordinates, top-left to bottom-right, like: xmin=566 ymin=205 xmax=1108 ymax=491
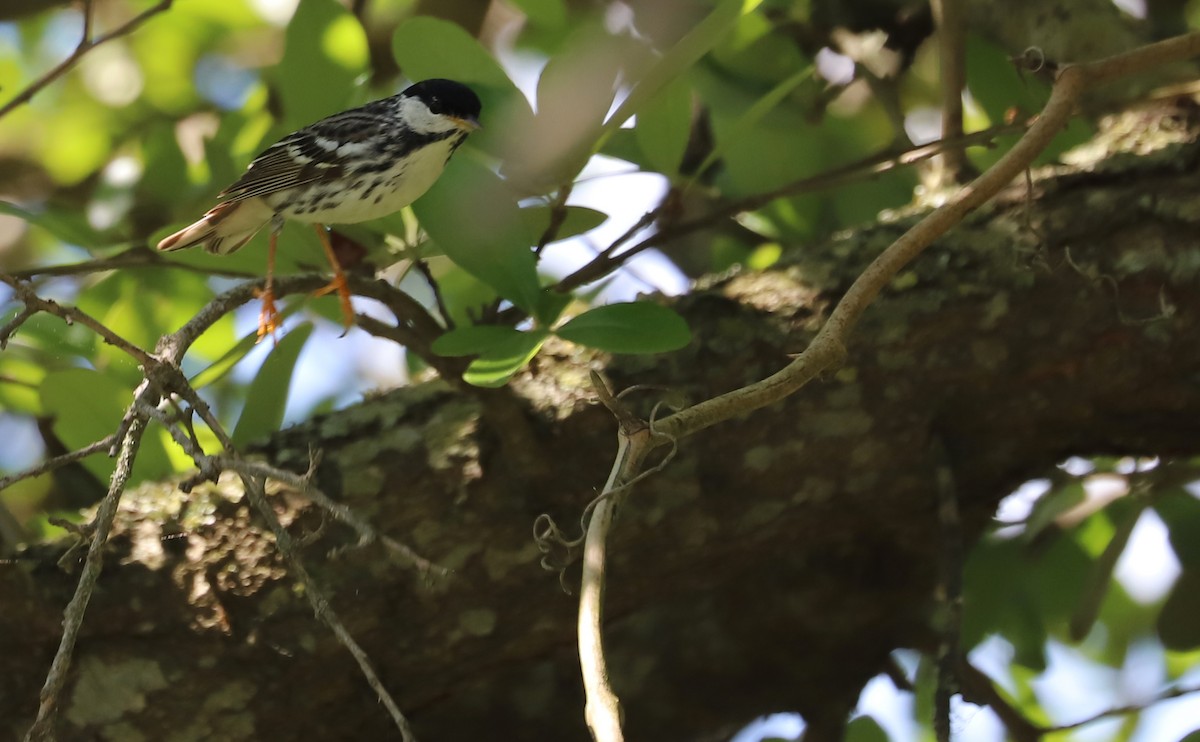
xmin=2 ymin=0 xmax=1200 ymax=740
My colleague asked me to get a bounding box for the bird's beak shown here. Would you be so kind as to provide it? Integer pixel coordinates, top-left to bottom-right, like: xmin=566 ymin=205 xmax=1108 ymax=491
xmin=455 ymin=116 xmax=482 ymax=131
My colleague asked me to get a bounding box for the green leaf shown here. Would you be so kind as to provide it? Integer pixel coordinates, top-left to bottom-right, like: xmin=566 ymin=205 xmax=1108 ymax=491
xmin=1068 ymin=501 xmax=1146 ymax=641
xmin=555 ymin=302 xmax=691 ymax=354
xmin=508 ymin=0 xmax=567 ymax=29
xmin=462 ymin=329 xmax=549 ymax=388
xmin=230 ymin=323 xmax=314 ymax=447
xmin=844 ymin=715 xmax=888 ymax=742
xmin=189 ymin=326 xmax=272 ymax=390
xmin=0 ymin=200 xmax=102 ymax=247
xmin=520 ymin=205 xmax=609 ymax=244
xmin=1024 ymin=482 xmax=1086 ymax=542
xmin=432 ymin=325 xmax=531 ymax=357
xmin=0 ymin=353 xmax=44 ymax=415
xmin=392 ymin=17 xmax=512 ymax=88
xmin=1156 ymin=492 xmax=1200 ymax=567
xmin=535 ymin=290 xmax=572 ymax=328
xmin=693 ymin=62 xmax=825 ymax=197
xmin=412 ymin=156 xmax=542 ymax=316
xmin=40 ymin=368 xmax=174 ymax=484
xmin=500 ymin=26 xmax=636 ymax=192
xmin=962 ymin=533 xmax=1094 ymax=668
xmin=1158 ymin=567 xmax=1200 ymax=650
xmin=278 ymin=0 xmax=366 ymax=128
xmin=434 ymin=265 xmax=501 ymax=328
xmin=604 ymin=0 xmax=755 ymax=134
xmin=689 ymin=64 xmax=814 ymax=181
xmin=635 ymin=77 xmax=693 ymax=177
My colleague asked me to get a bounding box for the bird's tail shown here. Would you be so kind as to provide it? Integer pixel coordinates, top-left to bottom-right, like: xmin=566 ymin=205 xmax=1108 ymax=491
xmin=157 ymin=200 xmax=271 ymax=255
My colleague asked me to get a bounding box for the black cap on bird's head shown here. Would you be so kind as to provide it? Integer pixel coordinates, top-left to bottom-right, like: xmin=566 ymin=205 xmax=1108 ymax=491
xmin=402 ymin=79 xmax=482 ymax=130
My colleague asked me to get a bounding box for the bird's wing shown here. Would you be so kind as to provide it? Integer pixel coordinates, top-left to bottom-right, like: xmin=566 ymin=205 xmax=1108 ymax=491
xmin=218 ymin=102 xmax=397 ymax=203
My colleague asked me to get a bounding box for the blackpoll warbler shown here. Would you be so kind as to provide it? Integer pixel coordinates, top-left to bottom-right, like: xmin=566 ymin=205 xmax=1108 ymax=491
xmin=157 ymin=78 xmax=482 ymax=338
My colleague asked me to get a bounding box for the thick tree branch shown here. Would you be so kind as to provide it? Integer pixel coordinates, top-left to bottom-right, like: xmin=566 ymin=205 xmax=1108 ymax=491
xmin=656 ymin=31 xmax=1200 ymax=444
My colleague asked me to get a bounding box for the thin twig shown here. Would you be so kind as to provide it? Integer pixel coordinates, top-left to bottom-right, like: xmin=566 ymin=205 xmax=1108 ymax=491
xmin=139 ymin=336 xmax=423 ymax=738
xmin=536 ymin=182 xmax=575 ymax=256
xmin=217 ymin=456 xmax=445 ymax=576
xmin=1 ymin=274 xmax=157 ymax=367
xmin=238 ymin=474 xmax=419 ymax=741
xmin=931 ymin=0 xmax=968 ymax=183
xmin=0 ymin=0 xmax=174 ymax=120
xmin=411 ymin=259 xmax=454 ymax=330
xmin=0 ymin=306 xmax=36 ymax=349
xmin=554 ymin=121 xmax=1024 ymax=294
xmin=1043 ymin=684 xmax=1200 ymax=733
xmin=0 ymin=434 xmax=116 ymax=492
xmin=10 ymin=247 xmax=259 ymax=280
xmin=932 ymin=438 xmax=962 ymax=742
xmin=24 ymin=411 xmax=150 ymax=741
xmin=957 ymin=661 xmax=1041 ymax=742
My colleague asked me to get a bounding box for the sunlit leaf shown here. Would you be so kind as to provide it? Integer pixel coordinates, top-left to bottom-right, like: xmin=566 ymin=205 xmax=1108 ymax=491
xmin=0 ymin=353 xmax=45 ymax=415
xmin=278 ymin=0 xmax=366 ymax=129
xmin=40 ymin=368 xmax=174 ymax=483
xmin=461 ymin=329 xmax=549 ymax=387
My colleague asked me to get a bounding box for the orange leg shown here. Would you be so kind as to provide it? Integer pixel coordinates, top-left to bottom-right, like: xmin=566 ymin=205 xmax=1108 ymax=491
xmin=255 ymin=229 xmax=282 ymax=343
xmin=311 ymin=223 xmax=355 ymax=331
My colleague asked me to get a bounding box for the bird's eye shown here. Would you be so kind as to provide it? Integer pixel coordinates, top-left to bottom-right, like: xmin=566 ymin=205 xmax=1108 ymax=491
xmin=427 ymin=97 xmax=443 ymax=114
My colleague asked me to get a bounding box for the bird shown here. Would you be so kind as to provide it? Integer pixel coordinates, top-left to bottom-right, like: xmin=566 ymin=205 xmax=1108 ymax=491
xmin=157 ymin=78 xmax=482 ymax=340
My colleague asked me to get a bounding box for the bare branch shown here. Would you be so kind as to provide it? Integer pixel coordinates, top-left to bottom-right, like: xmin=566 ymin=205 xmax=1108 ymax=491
xmin=215 ymin=456 xmax=446 ymax=576
xmin=1 ymin=274 xmax=157 ymax=367
xmin=1044 ymin=684 xmax=1200 ymax=733
xmin=10 ymin=247 xmax=259 ymax=281
xmin=535 ymin=182 xmax=575 ymax=256
xmin=931 ymin=0 xmax=969 ymax=183
xmin=932 ymin=439 xmax=962 ymax=742
xmin=0 ymin=434 xmax=116 ymax=493
xmin=554 ymin=122 xmax=1024 ymax=294
xmin=133 ymin=348 xmax=427 ymax=738
xmin=238 ymin=473 xmax=419 ymax=741
xmin=24 ymin=409 xmax=151 ymax=740
xmin=0 ymin=0 xmax=174 ymax=120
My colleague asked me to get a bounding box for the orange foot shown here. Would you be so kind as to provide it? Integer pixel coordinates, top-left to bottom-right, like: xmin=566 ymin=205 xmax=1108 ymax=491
xmin=313 ymin=273 xmax=355 ymax=333
xmin=255 ymin=286 xmax=281 ymax=343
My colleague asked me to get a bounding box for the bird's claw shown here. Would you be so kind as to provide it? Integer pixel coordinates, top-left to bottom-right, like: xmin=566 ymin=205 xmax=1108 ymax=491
xmin=314 ymin=274 xmax=355 ymax=332
xmin=255 ymin=287 xmax=281 ymax=344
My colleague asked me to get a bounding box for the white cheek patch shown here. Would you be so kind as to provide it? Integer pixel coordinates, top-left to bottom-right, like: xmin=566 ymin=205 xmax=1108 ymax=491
xmin=396 ymin=97 xmax=457 ymax=134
